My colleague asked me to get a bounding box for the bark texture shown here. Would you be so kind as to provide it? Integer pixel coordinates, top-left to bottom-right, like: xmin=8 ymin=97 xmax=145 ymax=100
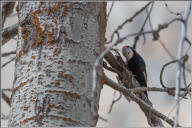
xmin=9 ymin=2 xmax=106 ymax=127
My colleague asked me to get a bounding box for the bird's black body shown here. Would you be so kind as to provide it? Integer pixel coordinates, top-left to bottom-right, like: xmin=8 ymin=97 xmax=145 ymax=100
xmin=124 ymin=47 xmax=148 ymax=98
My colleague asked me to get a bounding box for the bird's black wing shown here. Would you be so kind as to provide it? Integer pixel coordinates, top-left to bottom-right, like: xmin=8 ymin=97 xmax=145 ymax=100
xmin=128 ymin=53 xmax=148 ymax=98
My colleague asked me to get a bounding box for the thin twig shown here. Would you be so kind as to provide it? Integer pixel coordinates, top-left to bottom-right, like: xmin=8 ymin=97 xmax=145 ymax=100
xmin=106 ymin=2 xmax=115 ymax=22
xmin=2 ymin=90 xmax=11 ymax=106
xmin=2 ymin=51 xmax=16 ymax=57
xmin=1 ymin=57 xmax=15 ymax=68
xmin=108 ymin=91 xmax=122 ymax=113
xmin=164 ymin=2 xmax=184 ymax=18
xmin=98 ymin=115 xmax=108 ymax=122
xmin=131 ymin=86 xmax=190 ymax=97
xmin=146 ymin=7 xmax=153 ymax=30
xmin=2 ymin=88 xmax=13 ymax=92
xmin=184 ymin=37 xmax=191 ymax=55
xmin=175 ymin=2 xmax=191 ymax=127
xmin=158 ymin=39 xmax=176 ymax=60
xmin=120 ymin=18 xmax=183 ymax=43
xmin=133 ymin=2 xmax=154 ymax=49
xmin=182 ymin=56 xmax=189 ymax=87
xmin=116 ymin=2 xmax=151 ymax=32
xmin=160 ymin=55 xmax=188 ymax=89
xmin=105 ymin=2 xmax=152 ymax=44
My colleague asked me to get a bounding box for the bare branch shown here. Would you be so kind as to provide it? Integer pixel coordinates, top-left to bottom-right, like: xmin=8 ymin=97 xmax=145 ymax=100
xmin=108 ymin=91 xmax=122 ymax=113
xmin=146 ymin=7 xmax=153 ymax=30
xmin=1 ymin=57 xmax=15 ymax=68
xmin=164 ymin=2 xmax=184 ymax=18
xmin=158 ymin=39 xmax=176 ymax=60
xmin=102 ymin=73 xmax=179 ymax=127
xmin=131 ymin=86 xmax=190 ymax=97
xmin=1 ymin=89 xmax=11 ymax=106
xmin=104 ymin=51 xmax=122 ymax=72
xmin=105 ymin=2 xmax=152 ymax=44
xmin=2 ymin=2 xmax=15 ymax=27
xmin=106 ymin=2 xmax=115 ymax=22
xmin=98 ymin=115 xmax=108 ymax=122
xmin=2 ymin=88 xmax=13 ymax=92
xmin=182 ymin=55 xmax=190 ymax=87
xmin=160 ymin=55 xmax=188 ymax=89
xmin=2 ymin=50 xmax=16 ymax=57
xmin=2 ymin=24 xmax=18 ymax=46
xmin=133 ymin=2 xmax=154 ymax=49
xmin=116 ymin=2 xmax=151 ymax=32
xmin=184 ymin=37 xmax=191 ymax=55
xmin=175 ymin=2 xmax=191 ymax=126
xmin=116 ymin=18 xmax=183 ymax=45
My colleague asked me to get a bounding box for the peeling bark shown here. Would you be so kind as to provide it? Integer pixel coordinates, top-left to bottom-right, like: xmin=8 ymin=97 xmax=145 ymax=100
xmin=9 ymin=2 xmax=106 ymax=127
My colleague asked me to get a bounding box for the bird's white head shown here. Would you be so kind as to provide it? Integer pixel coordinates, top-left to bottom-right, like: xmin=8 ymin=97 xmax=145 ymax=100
xmin=122 ymin=45 xmax=134 ymax=60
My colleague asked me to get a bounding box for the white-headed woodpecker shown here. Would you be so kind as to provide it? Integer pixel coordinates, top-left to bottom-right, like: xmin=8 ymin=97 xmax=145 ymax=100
xmin=122 ymin=45 xmax=148 ymax=98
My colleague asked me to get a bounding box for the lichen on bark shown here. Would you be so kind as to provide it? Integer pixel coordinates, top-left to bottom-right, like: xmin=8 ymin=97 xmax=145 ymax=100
xmin=9 ymin=2 xmax=106 ymax=127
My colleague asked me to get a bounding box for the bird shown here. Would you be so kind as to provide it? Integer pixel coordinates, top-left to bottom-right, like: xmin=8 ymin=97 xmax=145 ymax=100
xmin=122 ymin=45 xmax=148 ymax=98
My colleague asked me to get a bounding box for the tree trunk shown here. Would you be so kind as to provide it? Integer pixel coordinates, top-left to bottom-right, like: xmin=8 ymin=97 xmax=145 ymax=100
xmin=9 ymin=2 xmax=106 ymax=127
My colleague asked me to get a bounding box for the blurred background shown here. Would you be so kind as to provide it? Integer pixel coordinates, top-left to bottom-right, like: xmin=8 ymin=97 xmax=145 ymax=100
xmin=1 ymin=1 xmax=192 ymax=127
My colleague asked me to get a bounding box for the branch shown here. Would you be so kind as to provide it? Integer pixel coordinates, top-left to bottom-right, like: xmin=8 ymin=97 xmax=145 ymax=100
xmin=106 ymin=2 xmax=115 ymax=22
xmin=1 ymin=57 xmax=15 ymax=68
xmin=131 ymin=86 xmax=190 ymax=97
xmin=104 ymin=51 xmax=122 ymax=72
xmin=2 ymin=24 xmax=18 ymax=46
xmin=105 ymin=2 xmax=152 ymax=44
xmin=132 ymin=2 xmax=154 ymax=49
xmin=116 ymin=2 xmax=151 ymax=32
xmin=102 ymin=73 xmax=180 ymax=127
xmin=146 ymin=6 xmax=153 ymax=30
xmin=164 ymin=2 xmax=184 ymax=18
xmin=108 ymin=91 xmax=122 ymax=113
xmin=175 ymin=2 xmax=191 ymax=126
xmin=160 ymin=59 xmax=177 ymax=88
xmin=2 ymin=50 xmax=16 ymax=57
xmin=2 ymin=2 xmax=15 ymax=27
xmin=184 ymin=37 xmax=191 ymax=55
xmin=158 ymin=39 xmax=176 ymax=60
xmin=1 ymin=89 xmax=12 ymax=106
xmin=160 ymin=55 xmax=189 ymax=89
xmin=2 ymin=88 xmax=13 ymax=91
xmin=103 ymin=61 xmax=121 ymax=74
xmin=109 ymin=17 xmax=183 ymax=47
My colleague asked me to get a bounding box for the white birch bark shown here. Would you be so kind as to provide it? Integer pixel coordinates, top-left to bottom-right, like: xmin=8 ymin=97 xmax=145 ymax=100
xmin=9 ymin=2 xmax=106 ymax=127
